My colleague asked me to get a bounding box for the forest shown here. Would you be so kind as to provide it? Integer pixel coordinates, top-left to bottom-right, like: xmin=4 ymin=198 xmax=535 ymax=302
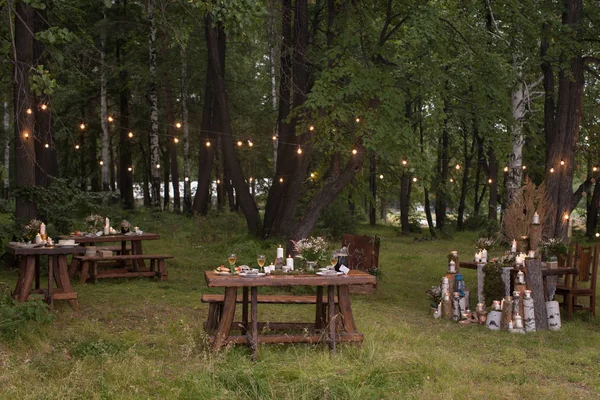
xmin=2 ymin=0 xmax=599 ymax=241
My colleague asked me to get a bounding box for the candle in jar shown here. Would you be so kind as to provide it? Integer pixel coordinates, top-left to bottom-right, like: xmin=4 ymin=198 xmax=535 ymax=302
xmin=533 ymin=212 xmax=540 ymax=224
xmin=286 ymin=255 xmax=294 ymax=270
xmin=40 ymin=222 xmax=46 ymax=235
xmin=276 ymin=245 xmax=284 ymax=259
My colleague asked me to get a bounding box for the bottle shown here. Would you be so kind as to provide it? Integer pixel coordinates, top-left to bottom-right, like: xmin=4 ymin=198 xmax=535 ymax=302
xmin=454 ymin=274 xmax=465 ymax=297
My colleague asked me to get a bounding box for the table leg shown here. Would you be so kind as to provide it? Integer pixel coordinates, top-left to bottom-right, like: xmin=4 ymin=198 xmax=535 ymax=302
xmin=131 ymin=241 xmax=146 ymax=270
xmin=542 ymin=276 xmax=550 ymax=302
xmin=328 ymin=285 xmax=336 ymax=355
xmin=35 ymin=255 xmax=40 ymax=290
xmin=337 ymin=285 xmax=357 ymax=333
xmin=251 ymin=287 xmax=258 ymax=361
xmin=212 ymin=287 xmax=237 ymax=351
xmin=47 ymin=256 xmax=55 ymax=311
xmin=315 ymin=286 xmax=324 ymax=330
xmin=17 ymin=256 xmax=36 ymax=302
xmin=69 ymin=257 xmax=80 ymax=278
xmin=80 ymin=261 xmax=89 ymax=284
xmin=13 ymin=256 xmax=25 ymax=298
xmin=242 ymin=287 xmax=249 ymax=335
xmin=56 ymin=255 xmax=79 ymax=310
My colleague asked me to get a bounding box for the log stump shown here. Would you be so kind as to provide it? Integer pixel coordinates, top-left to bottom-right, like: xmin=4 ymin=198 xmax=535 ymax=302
xmin=524 ymin=259 xmax=548 ymax=330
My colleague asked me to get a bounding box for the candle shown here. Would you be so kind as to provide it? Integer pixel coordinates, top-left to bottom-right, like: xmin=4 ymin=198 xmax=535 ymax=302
xmin=533 ymin=212 xmax=540 ymax=224
xmin=448 ymin=261 xmax=456 ymax=273
xmin=511 ymin=239 xmax=517 ymax=253
xmin=528 ymin=250 xmax=535 ymax=258
xmin=514 ymin=314 xmax=523 ymax=329
xmin=40 ymin=222 xmax=46 ymax=235
xmin=276 ymin=245 xmax=284 ymax=259
xmin=517 ymin=270 xmax=525 ymax=284
xmin=508 ymin=320 xmax=514 ymax=330
xmin=105 ymin=217 xmax=110 ymax=228
xmin=524 ymin=290 xmax=532 ymax=299
xmin=286 ymin=255 xmax=294 ymax=270
xmin=482 ymin=249 xmax=488 ymax=262
xmin=35 ymin=233 xmax=42 ymax=244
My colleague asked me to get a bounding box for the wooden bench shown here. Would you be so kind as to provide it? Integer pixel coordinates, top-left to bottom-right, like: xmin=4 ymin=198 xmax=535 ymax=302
xmin=201 ymin=293 xmax=338 ymax=332
xmin=72 ymin=254 xmax=173 ymax=283
xmin=97 ymin=244 xmax=132 ymax=255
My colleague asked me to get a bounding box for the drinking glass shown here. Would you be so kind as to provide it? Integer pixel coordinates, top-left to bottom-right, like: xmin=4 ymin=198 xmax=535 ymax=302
xmin=228 ymin=253 xmax=237 ymax=273
xmin=257 ymin=254 xmax=266 ymax=270
xmin=330 ymin=253 xmax=338 ymax=267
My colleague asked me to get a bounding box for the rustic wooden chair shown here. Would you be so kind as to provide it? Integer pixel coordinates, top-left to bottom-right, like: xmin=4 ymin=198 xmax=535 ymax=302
xmin=554 ymin=245 xmax=598 ymax=320
xmin=340 ymin=234 xmax=380 ymax=294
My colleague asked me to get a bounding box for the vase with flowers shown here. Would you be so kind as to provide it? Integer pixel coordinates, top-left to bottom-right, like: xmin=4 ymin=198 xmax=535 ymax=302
xmin=291 ymin=236 xmax=329 ymax=270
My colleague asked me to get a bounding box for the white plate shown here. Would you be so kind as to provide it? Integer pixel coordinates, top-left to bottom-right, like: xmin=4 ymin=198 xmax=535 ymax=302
xmin=318 ymin=268 xmax=332 ymax=272
xmin=214 ymin=271 xmax=232 ymax=275
xmin=316 ymin=271 xmax=343 ymax=276
xmin=239 ymin=273 xmax=266 ymax=278
xmin=55 ymin=243 xmax=77 ymax=247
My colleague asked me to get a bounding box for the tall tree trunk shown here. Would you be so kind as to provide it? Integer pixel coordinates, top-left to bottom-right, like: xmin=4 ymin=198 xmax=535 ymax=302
xmin=487 ymin=147 xmax=498 ymax=221
xmin=369 ymin=153 xmax=377 ymax=225
xmin=181 ymin=45 xmax=192 ymax=214
xmin=586 ymin=179 xmax=600 ymax=236
xmin=435 ymin=98 xmax=450 ymax=230
xmin=205 ymin=14 xmax=261 ymax=235
xmin=457 ymin=126 xmax=475 ymax=231
xmin=165 ymin=71 xmax=180 ymax=213
xmin=268 ymin=0 xmax=279 ymax=171
xmin=163 ymin=146 xmax=170 ymax=209
xmin=505 ymin=80 xmax=526 ymax=206
xmin=2 ymin=99 xmax=9 ymax=199
xmin=12 ymin=1 xmax=37 ymax=222
xmin=417 ymin=96 xmax=435 ymax=238
xmin=100 ymin=17 xmax=110 ymax=191
xmin=117 ymin=16 xmax=134 ymax=208
xmin=400 ymin=172 xmax=412 ymax=234
xmin=541 ymin=0 xmax=585 ymax=240
xmin=147 ymin=0 xmax=160 ymax=208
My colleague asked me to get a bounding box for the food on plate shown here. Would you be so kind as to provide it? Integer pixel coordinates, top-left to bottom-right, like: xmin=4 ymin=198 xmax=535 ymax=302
xmin=215 ymin=265 xmax=230 ymax=273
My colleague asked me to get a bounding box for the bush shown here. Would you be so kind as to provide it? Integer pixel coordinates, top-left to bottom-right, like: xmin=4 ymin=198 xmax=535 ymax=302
xmin=0 ymin=283 xmax=54 ymax=335
xmin=317 ymin=196 xmax=362 ymax=239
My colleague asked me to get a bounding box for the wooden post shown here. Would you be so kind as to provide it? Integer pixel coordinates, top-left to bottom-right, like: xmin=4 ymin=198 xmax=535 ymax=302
xmin=524 ymin=258 xmax=548 ymax=330
xmin=529 ymin=224 xmax=542 ymax=251
xmin=446 ymin=272 xmax=456 ymax=298
xmin=501 ymin=297 xmax=513 ymax=330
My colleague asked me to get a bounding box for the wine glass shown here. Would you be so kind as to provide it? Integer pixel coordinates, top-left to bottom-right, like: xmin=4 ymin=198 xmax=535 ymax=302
xmin=257 ymin=254 xmax=266 ymax=271
xmin=228 ymin=253 xmax=237 ymax=273
xmin=330 ymin=253 xmax=338 ymax=268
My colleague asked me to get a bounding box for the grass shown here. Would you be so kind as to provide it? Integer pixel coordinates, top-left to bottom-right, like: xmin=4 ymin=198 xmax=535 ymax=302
xmin=0 ymin=211 xmax=599 ymax=399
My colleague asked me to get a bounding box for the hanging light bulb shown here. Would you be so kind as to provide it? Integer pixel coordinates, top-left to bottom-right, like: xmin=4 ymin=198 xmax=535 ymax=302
xmin=504 ymin=166 xmax=509 ymax=172
xmin=355 ymin=117 xmax=360 ymax=123
xmin=44 ymin=143 xmax=49 ymax=149
xmin=297 ymin=147 xmax=303 ymax=154
xmin=455 ymin=164 xmax=461 ymax=170
xmin=279 ymin=177 xmax=284 ymax=183
xmin=310 ymin=172 xmax=315 ymax=178
xmin=175 ymin=122 xmax=181 ymax=128
xmin=237 ymin=140 xmax=243 ymax=147
xmin=174 ymin=138 xmax=179 ymax=144
xmin=596 ymin=232 xmax=599 ymax=238
xmin=488 ymin=178 xmax=493 ymax=184
xmin=309 ymin=125 xmax=315 ymax=131
xmin=206 ymin=141 xmax=211 ymax=147
xmin=127 ymin=167 xmax=133 ymax=172
xmin=412 ymin=177 xmax=417 ymax=182
xmin=248 ymin=140 xmax=253 ymax=147
xmin=75 ymin=144 xmax=80 ymax=150
xmin=593 ymin=166 xmax=598 ymax=172
xmin=128 ymin=132 xmax=133 ymax=138
xmin=560 ymin=159 xmax=565 ymax=166
xmin=108 ymin=116 xmax=114 ymax=122
xmin=80 ymin=123 xmax=86 ymax=130
xmin=550 ymin=167 xmax=555 ymax=173
xmin=401 ymin=159 xmax=408 ymax=166
xmin=23 ymin=132 xmax=29 ymax=139
xmin=99 ymin=160 xmax=104 ymax=166
xmin=522 ymin=165 xmax=527 ymax=170
xmin=40 ymin=104 xmax=48 ymax=110
xmin=272 ymin=135 xmax=277 ymax=141
xmin=217 ymin=179 xmax=221 ymax=184
xmin=184 ymin=177 xmax=189 ymax=182
xmin=379 ymin=174 xmax=384 ymax=179
xmin=26 ymin=108 xmax=32 ymax=115
xmin=563 ymin=212 xmax=570 ymax=221
xmin=449 ymin=178 xmax=454 ymax=183
xmin=352 ymin=149 xmax=357 ymax=155
xmin=249 ymin=177 xmax=253 ymax=182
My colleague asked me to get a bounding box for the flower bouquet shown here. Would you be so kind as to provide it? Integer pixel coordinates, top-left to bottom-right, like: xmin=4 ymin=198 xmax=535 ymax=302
xmin=85 ymin=214 xmax=104 ymax=233
xmin=291 ymin=236 xmax=329 ymax=269
xmin=22 ymin=219 xmax=42 ymax=242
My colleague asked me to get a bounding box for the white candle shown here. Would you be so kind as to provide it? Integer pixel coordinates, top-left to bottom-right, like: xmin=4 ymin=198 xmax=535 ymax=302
xmin=40 ymin=222 xmax=46 ymax=235
xmin=448 ymin=261 xmax=456 ymax=273
xmin=35 ymin=233 xmax=42 ymax=244
xmin=511 ymin=239 xmax=517 ymax=253
xmin=533 ymin=212 xmax=540 ymax=224
xmin=514 ymin=314 xmax=523 ymax=329
xmin=286 ymin=256 xmax=294 ymax=270
xmin=105 ymin=217 xmax=110 ymax=228
xmin=276 ymin=246 xmax=284 ymax=259
xmin=517 ymin=270 xmax=525 ymax=284
xmin=528 ymin=250 xmax=535 ymax=258
xmin=482 ymin=249 xmax=488 ymax=262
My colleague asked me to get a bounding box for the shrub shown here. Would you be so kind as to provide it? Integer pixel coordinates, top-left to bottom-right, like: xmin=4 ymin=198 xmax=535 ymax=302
xmin=0 ymin=283 xmax=54 ymax=335
xmin=317 ymin=196 xmax=362 ymax=239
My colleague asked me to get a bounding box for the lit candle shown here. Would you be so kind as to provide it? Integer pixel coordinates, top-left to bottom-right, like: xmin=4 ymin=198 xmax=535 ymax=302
xmin=276 ymin=245 xmax=284 ymax=259
xmin=40 ymin=222 xmax=46 ymax=235
xmin=517 ymin=270 xmax=525 ymax=284
xmin=286 ymin=255 xmax=294 ymax=270
xmin=482 ymin=249 xmax=488 ymax=262
xmin=511 ymin=239 xmax=517 ymax=253
xmin=448 ymin=261 xmax=456 ymax=273
xmin=105 ymin=217 xmax=110 ymax=228
xmin=533 ymin=212 xmax=540 ymax=224
xmin=528 ymin=250 xmax=535 ymax=258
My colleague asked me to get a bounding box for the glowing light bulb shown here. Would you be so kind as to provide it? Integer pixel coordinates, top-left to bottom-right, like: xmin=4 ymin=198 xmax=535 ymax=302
xmin=550 ymin=167 xmax=555 ymax=173
xmin=206 ymin=141 xmax=211 ymax=147
xmin=449 ymin=178 xmax=454 ymax=183
xmin=279 ymin=177 xmax=284 ymax=183
xmin=217 ymin=179 xmax=221 ymax=184
xmin=237 ymin=140 xmax=243 ymax=147
xmin=108 ymin=116 xmax=113 ymax=122
xmin=272 ymin=135 xmax=277 ymax=141
xmin=310 ymin=173 xmax=315 ymax=178
xmin=156 ymin=164 xmax=160 ymax=169
xmin=379 ymin=174 xmax=384 ymax=179
xmin=80 ymin=123 xmax=86 ymax=130
xmin=504 ymin=166 xmax=509 ymax=172
xmin=26 ymin=108 xmax=32 ymax=115
xmin=248 ymin=140 xmax=253 ymax=147
xmin=352 ymin=149 xmax=357 ymax=155
xmin=488 ymin=178 xmax=493 ymax=184
xmin=594 ymin=166 xmax=598 ymax=172
xmin=412 ymin=177 xmax=417 ymax=182
xmin=175 ymin=122 xmax=181 ymax=128
xmin=23 ymin=132 xmax=29 ymax=139
xmin=355 ymin=117 xmax=360 ymax=123
xmin=184 ymin=177 xmax=189 ymax=182
xmin=309 ymin=125 xmax=314 ymax=131
xmin=297 ymin=147 xmax=302 ymax=154
xmin=401 ymin=159 xmax=408 ymax=166
xmin=75 ymin=144 xmax=80 ymax=150
xmin=560 ymin=160 xmax=565 ymax=166
xmin=44 ymin=143 xmax=49 ymax=148
xmin=174 ymin=138 xmax=179 ymax=144
xmin=99 ymin=160 xmax=104 ymax=166
xmin=596 ymin=232 xmax=599 ymax=238
xmin=455 ymin=164 xmax=461 ymax=170
xmin=563 ymin=213 xmax=569 ymax=221
xmin=128 ymin=132 xmax=133 ymax=138
xmin=249 ymin=177 xmax=253 ymax=182
xmin=522 ymin=165 xmax=527 ymax=170
xmin=40 ymin=104 xmax=47 ymax=110
xmin=127 ymin=167 xmax=133 ymax=172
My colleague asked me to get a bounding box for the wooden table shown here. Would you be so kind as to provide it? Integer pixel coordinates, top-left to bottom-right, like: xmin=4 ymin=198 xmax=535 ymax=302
xmin=6 ymin=244 xmax=85 ymax=311
xmin=58 ymin=233 xmax=160 ymax=277
xmin=204 ymin=270 xmax=376 ymax=359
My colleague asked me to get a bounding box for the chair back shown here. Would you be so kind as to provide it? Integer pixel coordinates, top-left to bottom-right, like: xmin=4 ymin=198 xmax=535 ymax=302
xmin=578 ymin=246 xmax=592 ymax=282
xmin=590 ymin=245 xmax=599 ymax=292
xmin=341 ymin=234 xmax=380 ymax=271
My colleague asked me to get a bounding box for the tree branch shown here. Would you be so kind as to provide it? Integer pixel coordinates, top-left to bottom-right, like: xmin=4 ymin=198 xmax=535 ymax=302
xmin=439 ymin=18 xmax=477 ymax=54
xmin=571 ymin=177 xmax=593 ymax=212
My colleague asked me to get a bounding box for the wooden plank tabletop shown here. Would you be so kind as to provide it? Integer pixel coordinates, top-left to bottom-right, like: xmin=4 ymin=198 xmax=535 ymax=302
xmin=5 ymin=244 xmax=87 ymax=256
xmin=57 ymin=233 xmax=160 ymax=243
xmin=205 ymin=270 xmax=376 ymax=288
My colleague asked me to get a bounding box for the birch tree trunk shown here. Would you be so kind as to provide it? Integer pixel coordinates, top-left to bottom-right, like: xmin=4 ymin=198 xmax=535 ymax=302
xmin=147 ymin=0 xmax=161 ymax=208
xmin=181 ymin=45 xmax=191 ymax=214
xmin=12 ymin=0 xmax=37 ymax=222
xmin=100 ymin=17 xmax=110 ymax=191
xmin=117 ymin=6 xmax=133 ymax=208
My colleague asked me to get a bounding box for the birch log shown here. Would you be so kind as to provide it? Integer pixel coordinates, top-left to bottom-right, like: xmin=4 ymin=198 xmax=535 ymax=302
xmin=501 ymin=297 xmax=513 ymax=330
xmin=523 ymin=295 xmax=536 ymax=332
xmin=486 ymin=311 xmax=502 ymax=330
xmin=147 ymin=0 xmax=161 ymax=207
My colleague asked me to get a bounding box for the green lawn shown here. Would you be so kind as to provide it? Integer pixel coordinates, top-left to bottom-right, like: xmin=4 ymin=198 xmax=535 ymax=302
xmin=1 ymin=212 xmax=599 ymax=399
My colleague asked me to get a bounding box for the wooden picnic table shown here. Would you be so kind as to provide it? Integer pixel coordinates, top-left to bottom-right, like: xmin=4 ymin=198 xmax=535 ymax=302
xmin=58 ymin=233 xmax=160 ymax=279
xmin=204 ymin=270 xmax=376 ymax=359
xmin=6 ymin=243 xmax=86 ymax=310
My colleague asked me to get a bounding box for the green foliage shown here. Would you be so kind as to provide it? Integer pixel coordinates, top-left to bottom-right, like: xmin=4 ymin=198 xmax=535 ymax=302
xmin=29 ymin=65 xmax=57 ymax=96
xmin=71 ymin=338 xmax=127 ymax=358
xmin=0 ymin=283 xmax=53 ymax=335
xmin=316 ymin=195 xmax=362 ymax=239
xmin=482 ymin=263 xmax=505 ymax=308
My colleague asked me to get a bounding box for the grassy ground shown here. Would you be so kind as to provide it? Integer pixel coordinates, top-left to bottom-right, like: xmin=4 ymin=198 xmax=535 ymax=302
xmin=0 ymin=211 xmax=599 ymax=399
